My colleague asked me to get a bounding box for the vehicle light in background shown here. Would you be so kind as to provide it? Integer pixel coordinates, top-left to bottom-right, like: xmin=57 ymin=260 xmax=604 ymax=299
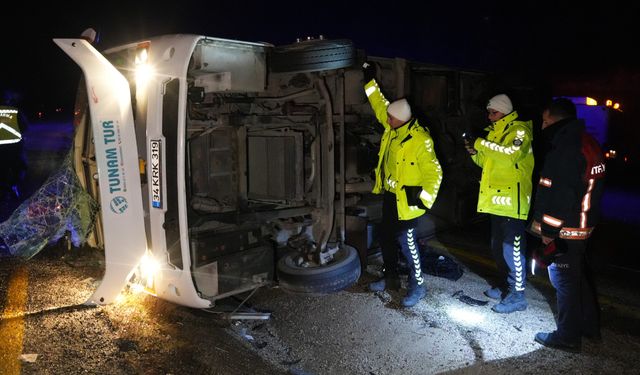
xmin=605 ymin=150 xmax=617 ymax=159
xmin=605 ymin=99 xmax=622 ymax=111
xmin=135 ymin=42 xmax=153 ymax=89
xmin=585 ymin=97 xmax=598 ymax=106
xmin=446 ymin=306 xmax=486 ymax=326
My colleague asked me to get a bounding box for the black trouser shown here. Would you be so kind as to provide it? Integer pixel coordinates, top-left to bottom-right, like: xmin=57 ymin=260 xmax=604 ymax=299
xmin=490 ymin=215 xmax=527 ymax=292
xmin=379 ymin=192 xmax=424 ymax=287
xmin=0 ymin=142 xmax=26 ymax=190
xmin=548 ymin=239 xmax=600 ymax=341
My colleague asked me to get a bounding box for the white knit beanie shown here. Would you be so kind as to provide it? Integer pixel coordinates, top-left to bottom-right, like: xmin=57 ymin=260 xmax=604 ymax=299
xmin=487 ymin=94 xmax=513 ymax=114
xmin=387 ymin=99 xmax=412 ymax=122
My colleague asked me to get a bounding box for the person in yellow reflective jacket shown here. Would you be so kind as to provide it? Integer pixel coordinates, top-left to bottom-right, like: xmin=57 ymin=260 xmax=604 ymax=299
xmin=0 ymin=90 xmax=28 ymax=199
xmin=362 ymin=62 xmax=443 ymax=307
xmin=465 ymin=94 xmax=534 ymax=313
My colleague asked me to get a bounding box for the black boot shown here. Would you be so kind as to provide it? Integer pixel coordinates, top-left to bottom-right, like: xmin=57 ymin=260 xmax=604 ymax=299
xmin=402 ymin=283 xmax=426 ymax=307
xmin=368 ymin=276 xmax=400 ymax=292
xmin=492 ymin=290 xmax=527 ymax=313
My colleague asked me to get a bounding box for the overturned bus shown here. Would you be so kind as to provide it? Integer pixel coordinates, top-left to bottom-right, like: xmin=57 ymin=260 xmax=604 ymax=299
xmin=54 ymin=33 xmax=493 ymax=308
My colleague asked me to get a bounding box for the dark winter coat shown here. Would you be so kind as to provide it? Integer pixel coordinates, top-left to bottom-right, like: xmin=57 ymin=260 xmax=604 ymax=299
xmin=530 ymin=118 xmax=606 ymax=240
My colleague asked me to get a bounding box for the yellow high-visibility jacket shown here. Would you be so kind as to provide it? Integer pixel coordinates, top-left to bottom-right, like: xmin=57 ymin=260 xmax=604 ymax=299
xmin=0 ymin=105 xmax=23 ymax=144
xmin=471 ymin=111 xmax=534 ymax=220
xmin=365 ymin=79 xmax=442 ymax=220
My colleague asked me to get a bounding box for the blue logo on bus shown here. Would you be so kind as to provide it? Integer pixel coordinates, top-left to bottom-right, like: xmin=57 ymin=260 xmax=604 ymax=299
xmin=110 ymin=196 xmax=128 ymax=214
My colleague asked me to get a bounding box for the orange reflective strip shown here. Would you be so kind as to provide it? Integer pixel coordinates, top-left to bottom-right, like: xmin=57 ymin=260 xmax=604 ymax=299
xmin=539 ymin=177 xmax=552 ymax=187
xmin=530 ymin=220 xmax=542 ymax=234
xmin=581 ymin=179 xmax=595 ymax=228
xmin=542 ymin=214 xmax=563 ymax=228
xmin=559 ymin=227 xmax=594 ymax=240
xmin=532 ymin=220 xmax=593 ymax=240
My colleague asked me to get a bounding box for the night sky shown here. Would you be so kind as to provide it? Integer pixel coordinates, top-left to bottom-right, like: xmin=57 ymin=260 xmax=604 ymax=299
xmin=3 ymin=1 xmax=639 ymax=117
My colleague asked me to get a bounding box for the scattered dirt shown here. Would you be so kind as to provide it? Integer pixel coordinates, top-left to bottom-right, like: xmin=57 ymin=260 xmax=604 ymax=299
xmin=228 ymin=250 xmax=640 ymax=375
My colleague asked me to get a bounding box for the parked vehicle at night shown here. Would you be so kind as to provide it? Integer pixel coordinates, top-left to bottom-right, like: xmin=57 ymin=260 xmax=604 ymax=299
xmin=55 ymin=33 xmax=494 ymax=308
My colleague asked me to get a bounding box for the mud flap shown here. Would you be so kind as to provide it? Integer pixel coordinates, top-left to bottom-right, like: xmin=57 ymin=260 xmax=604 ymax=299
xmin=54 ymin=38 xmax=147 ymax=305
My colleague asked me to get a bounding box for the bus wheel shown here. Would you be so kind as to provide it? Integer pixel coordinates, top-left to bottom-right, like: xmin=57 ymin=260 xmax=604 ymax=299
xmin=276 ymin=245 xmax=361 ymax=294
xmin=270 ymin=39 xmax=355 ymax=74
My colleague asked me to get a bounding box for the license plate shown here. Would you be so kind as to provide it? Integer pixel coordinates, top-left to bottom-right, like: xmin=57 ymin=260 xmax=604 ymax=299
xmin=150 ymin=140 xmax=162 ymax=208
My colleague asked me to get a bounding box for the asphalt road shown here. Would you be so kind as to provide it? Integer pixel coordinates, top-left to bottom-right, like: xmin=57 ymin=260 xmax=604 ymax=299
xmin=0 ymin=248 xmax=284 ymax=375
xmin=435 ymin=221 xmax=640 ymax=336
xmin=1 ymin=233 xmax=640 ymax=374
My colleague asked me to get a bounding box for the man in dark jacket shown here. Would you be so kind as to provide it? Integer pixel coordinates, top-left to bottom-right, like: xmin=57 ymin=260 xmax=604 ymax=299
xmin=530 ymin=98 xmax=606 ymax=353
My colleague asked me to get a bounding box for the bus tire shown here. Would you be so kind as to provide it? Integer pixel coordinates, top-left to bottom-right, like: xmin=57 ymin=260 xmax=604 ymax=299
xmin=270 ymin=39 xmax=355 ymax=73
xmin=276 ymin=245 xmax=361 ymax=294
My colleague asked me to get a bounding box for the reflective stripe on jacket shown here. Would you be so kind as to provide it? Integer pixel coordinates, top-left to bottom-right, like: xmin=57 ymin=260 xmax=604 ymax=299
xmin=471 ymin=111 xmax=534 ymax=220
xmin=365 ymin=79 xmax=442 ymax=220
xmin=0 ymin=105 xmax=23 ymax=144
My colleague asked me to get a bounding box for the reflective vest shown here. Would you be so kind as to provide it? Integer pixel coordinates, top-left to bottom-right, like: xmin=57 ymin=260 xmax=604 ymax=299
xmin=0 ymin=105 xmax=23 ymax=144
xmin=365 ymin=79 xmax=443 ymax=220
xmin=471 ymin=111 xmax=534 ymax=220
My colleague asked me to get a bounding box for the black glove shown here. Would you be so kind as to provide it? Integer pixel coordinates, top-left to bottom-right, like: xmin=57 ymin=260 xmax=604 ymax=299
xmin=403 ymin=186 xmax=426 ymax=209
xmin=362 ymin=61 xmax=377 ymax=83
xmin=462 ymin=132 xmax=478 ymax=155
xmin=462 ymin=132 xmax=476 ymax=144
